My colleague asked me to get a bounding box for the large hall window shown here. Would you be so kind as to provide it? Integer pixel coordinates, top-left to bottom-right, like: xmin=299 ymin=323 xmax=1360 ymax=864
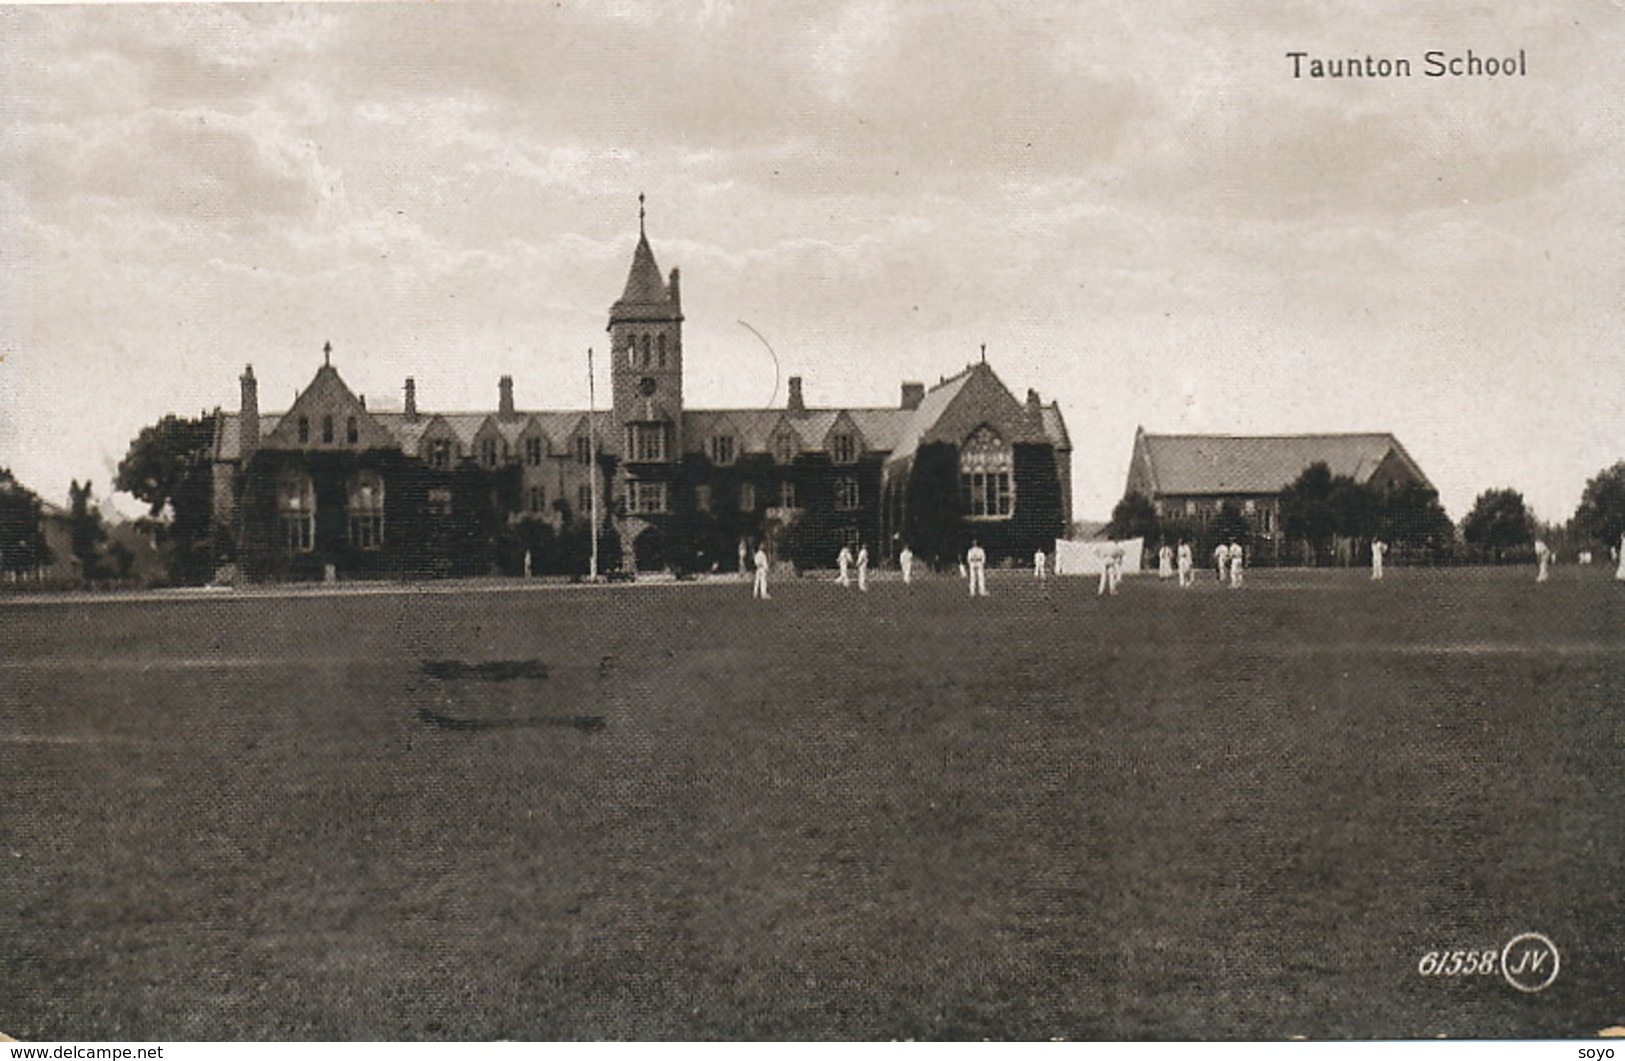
xmin=347 ymin=471 xmax=385 ymax=550
xmin=277 ymin=472 xmax=316 ymax=553
xmin=960 ymin=426 xmax=1014 ymax=519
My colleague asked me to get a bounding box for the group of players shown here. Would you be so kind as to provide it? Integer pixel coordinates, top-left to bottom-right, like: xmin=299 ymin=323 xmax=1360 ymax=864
xmin=749 ymin=530 xmax=1625 ymax=600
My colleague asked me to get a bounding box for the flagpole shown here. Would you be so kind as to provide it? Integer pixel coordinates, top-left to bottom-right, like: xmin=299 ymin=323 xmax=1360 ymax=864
xmin=587 ymin=346 xmax=600 ymax=580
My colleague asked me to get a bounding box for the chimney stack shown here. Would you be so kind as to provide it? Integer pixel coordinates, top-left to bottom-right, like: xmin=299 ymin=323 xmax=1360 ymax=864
xmin=404 ymin=377 xmax=418 ymax=421
xmin=787 ymin=376 xmax=805 ymax=415
xmin=900 ymin=382 xmax=925 ymax=411
xmin=239 ymin=365 xmax=259 ymax=459
xmin=1026 ymin=388 xmax=1042 ymax=412
xmin=499 ymin=375 xmax=515 ymax=419
xmin=668 ymin=267 xmax=682 ymax=313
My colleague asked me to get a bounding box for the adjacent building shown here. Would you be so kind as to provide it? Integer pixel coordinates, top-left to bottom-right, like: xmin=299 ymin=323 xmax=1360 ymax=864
xmin=1122 ymin=427 xmax=1435 ymax=559
xmin=209 ymin=223 xmax=1073 ymax=581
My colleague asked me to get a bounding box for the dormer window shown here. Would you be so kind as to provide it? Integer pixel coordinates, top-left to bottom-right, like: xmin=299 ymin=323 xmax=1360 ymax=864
xmin=710 ymin=435 xmax=736 ymax=466
xmin=832 ymin=433 xmax=858 ymax=464
xmin=525 ymin=437 xmax=544 ymax=466
xmin=575 ymin=435 xmax=593 ymax=464
xmin=322 ymin=415 xmax=334 ymax=444
xmin=427 ymin=438 xmax=453 ymax=470
xmin=480 ymin=438 xmax=498 ymax=468
xmin=297 ymin=416 xmax=310 ymax=443
xmin=771 ymin=432 xmax=796 ymax=465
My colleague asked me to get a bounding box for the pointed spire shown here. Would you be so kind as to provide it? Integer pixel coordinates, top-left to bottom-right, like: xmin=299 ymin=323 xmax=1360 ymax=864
xmin=324 ymin=340 xmax=332 ymax=367
xmin=638 ymin=192 xmax=646 ymax=237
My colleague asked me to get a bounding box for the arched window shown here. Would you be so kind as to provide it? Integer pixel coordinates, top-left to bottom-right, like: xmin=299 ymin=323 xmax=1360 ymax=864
xmin=640 ymin=334 xmax=651 ymax=366
xmin=297 ymin=416 xmax=310 ymax=444
xmin=480 ymin=437 xmax=499 ymax=468
xmin=321 ymin=415 xmax=334 ymax=444
xmin=346 ymin=417 xmax=359 ymax=444
xmin=657 ymin=333 xmax=667 ymax=368
xmin=960 ymin=426 xmax=1014 ymax=518
xmin=277 ymin=471 xmax=316 ymax=552
xmin=347 ymin=471 xmax=385 ymax=549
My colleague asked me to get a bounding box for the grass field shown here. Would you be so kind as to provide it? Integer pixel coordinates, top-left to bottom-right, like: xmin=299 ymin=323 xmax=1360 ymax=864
xmin=2 ymin=566 xmax=1621 ymax=1040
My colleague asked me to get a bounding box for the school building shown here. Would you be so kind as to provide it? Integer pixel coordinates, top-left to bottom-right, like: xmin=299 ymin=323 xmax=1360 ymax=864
xmin=208 ymin=221 xmax=1073 ymax=580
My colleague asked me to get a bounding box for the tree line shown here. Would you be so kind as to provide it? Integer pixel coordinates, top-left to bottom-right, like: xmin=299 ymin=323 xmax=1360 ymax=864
xmin=1105 ymin=460 xmax=1625 ymax=567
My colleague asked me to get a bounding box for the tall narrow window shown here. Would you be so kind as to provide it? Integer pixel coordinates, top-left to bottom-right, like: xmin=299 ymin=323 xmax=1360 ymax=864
xmin=528 ymin=486 xmax=546 ymax=514
xmin=346 ymin=417 xmax=359 ymax=444
xmin=831 ymin=433 xmax=858 ymax=464
xmin=480 ymin=438 xmax=498 ymax=468
xmin=297 ymin=416 xmax=310 ymax=443
xmin=835 ymin=476 xmax=859 ymax=511
xmin=322 ymin=415 xmax=334 ymax=444
xmin=772 ymin=432 xmax=796 ymax=465
xmin=640 ymin=334 xmax=651 ymax=367
xmin=577 ymin=484 xmax=592 ymax=514
xmin=710 ymin=435 xmax=736 ymax=466
xmin=959 ymin=426 xmax=1014 ymax=518
xmin=779 ymin=480 xmax=798 ymax=509
xmin=427 ymin=438 xmax=453 ymax=470
xmin=695 ymin=484 xmax=712 ymax=513
xmin=657 ymin=333 xmax=667 ymax=368
xmin=576 ymin=436 xmax=593 ymax=465
xmin=739 ymin=482 xmax=757 ymax=512
xmin=525 ymin=437 xmax=544 ymax=466
xmin=277 ymin=472 xmax=316 ymax=552
xmin=347 ymin=471 xmax=385 ymax=549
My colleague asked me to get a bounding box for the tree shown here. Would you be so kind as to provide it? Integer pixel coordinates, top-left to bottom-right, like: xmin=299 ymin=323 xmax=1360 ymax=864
xmin=1461 ymin=488 xmax=1533 ymax=561
xmin=1572 ymin=460 xmax=1625 ymax=549
xmin=1105 ymin=490 xmax=1159 ymax=542
xmin=0 ymin=467 xmax=50 ymax=578
xmin=114 ymin=412 xmax=218 ymax=583
xmin=1376 ymin=481 xmax=1455 ymax=562
xmin=1279 ymin=463 xmax=1337 ymax=564
xmin=68 ymin=479 xmax=108 ymax=581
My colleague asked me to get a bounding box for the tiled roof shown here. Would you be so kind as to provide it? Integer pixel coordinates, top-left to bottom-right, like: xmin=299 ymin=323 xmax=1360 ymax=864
xmin=1137 ymin=433 xmax=1429 ymax=495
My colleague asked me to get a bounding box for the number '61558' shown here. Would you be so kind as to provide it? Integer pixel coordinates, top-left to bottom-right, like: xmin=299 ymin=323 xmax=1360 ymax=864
xmin=1417 ymin=950 xmax=1498 ymax=976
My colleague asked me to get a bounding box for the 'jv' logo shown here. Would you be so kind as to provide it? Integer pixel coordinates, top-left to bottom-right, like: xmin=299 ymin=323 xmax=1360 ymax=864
xmin=1501 ymin=932 xmax=1560 ymax=993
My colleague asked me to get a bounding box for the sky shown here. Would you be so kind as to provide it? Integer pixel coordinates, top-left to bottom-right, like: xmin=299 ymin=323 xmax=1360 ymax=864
xmin=0 ymin=1 xmax=1619 ymax=524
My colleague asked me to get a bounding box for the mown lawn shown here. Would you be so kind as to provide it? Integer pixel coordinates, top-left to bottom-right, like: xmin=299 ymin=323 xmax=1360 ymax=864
xmin=2 ymin=566 xmax=1621 ymax=1039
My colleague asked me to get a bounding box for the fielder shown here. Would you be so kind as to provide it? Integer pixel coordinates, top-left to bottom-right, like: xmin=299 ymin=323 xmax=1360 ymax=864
xmin=752 ymin=544 xmax=771 ymax=600
xmin=1535 ymin=539 xmax=1552 ymax=583
xmin=837 ymin=544 xmax=853 ymax=587
xmin=1034 ymin=548 xmax=1048 ymax=581
xmin=1177 ymin=540 xmax=1194 ymax=587
xmin=1228 ymin=541 xmax=1245 ymax=588
xmin=900 ymin=545 xmax=915 ymax=585
xmin=1371 ymin=539 xmax=1388 ymax=581
xmin=1214 ymin=542 xmax=1229 ymax=583
xmin=1158 ymin=543 xmax=1174 ymax=581
xmin=856 ymin=544 xmax=870 ymax=592
xmin=967 ymin=540 xmax=989 ymax=597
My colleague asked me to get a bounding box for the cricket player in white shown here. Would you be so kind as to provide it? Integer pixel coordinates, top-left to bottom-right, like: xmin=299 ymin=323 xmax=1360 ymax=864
xmin=1158 ymin=544 xmax=1174 ymax=580
xmin=1177 ymin=541 xmax=1194 ymax=587
xmin=1034 ymin=549 xmax=1047 ymax=581
xmin=899 ymin=545 xmax=914 ymax=585
xmin=967 ymin=541 xmax=988 ymax=597
xmin=1213 ymin=542 xmax=1229 ymax=583
xmin=1227 ymin=541 xmax=1244 ymax=587
xmin=1534 ymin=539 xmax=1552 ymax=582
xmin=1616 ymin=533 xmax=1625 ymax=581
xmin=837 ymin=544 xmax=853 ymax=587
xmin=1371 ymin=539 xmax=1387 ymax=581
xmin=856 ymin=544 xmax=870 ymax=592
xmin=752 ymin=545 xmax=770 ymax=599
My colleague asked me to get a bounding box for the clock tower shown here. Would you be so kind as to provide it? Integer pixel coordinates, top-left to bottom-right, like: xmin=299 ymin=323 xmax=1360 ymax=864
xmin=608 ymin=196 xmax=684 ymax=465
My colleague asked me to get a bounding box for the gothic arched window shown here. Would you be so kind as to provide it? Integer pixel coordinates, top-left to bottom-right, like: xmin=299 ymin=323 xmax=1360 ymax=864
xmin=657 ymin=333 xmax=667 ymax=368
xmin=277 ymin=471 xmax=316 ymax=552
xmin=960 ymin=426 xmax=1014 ymax=518
xmin=347 ymin=471 xmax=385 ymax=549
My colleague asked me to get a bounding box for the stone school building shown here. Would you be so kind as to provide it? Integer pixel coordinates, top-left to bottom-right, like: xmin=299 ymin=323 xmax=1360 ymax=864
xmin=210 ymin=225 xmax=1073 ymax=581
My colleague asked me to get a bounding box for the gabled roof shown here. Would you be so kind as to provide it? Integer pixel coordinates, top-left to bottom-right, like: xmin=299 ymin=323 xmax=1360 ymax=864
xmin=1135 ymin=431 xmax=1433 ymax=495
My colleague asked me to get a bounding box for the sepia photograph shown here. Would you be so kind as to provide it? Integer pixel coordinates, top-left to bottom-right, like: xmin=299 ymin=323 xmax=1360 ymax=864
xmin=1 ymin=0 xmax=1621 ymax=1045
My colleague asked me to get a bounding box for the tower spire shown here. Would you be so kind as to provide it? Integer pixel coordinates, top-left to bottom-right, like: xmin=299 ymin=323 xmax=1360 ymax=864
xmin=638 ymin=192 xmax=645 ymax=237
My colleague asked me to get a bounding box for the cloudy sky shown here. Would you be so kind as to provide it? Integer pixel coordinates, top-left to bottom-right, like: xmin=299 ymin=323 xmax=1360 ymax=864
xmin=1 ymin=1 xmax=1619 ymax=523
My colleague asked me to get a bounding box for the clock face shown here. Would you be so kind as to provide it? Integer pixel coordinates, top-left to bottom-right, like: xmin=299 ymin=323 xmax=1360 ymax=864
xmin=637 ymin=377 xmax=658 ymax=397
